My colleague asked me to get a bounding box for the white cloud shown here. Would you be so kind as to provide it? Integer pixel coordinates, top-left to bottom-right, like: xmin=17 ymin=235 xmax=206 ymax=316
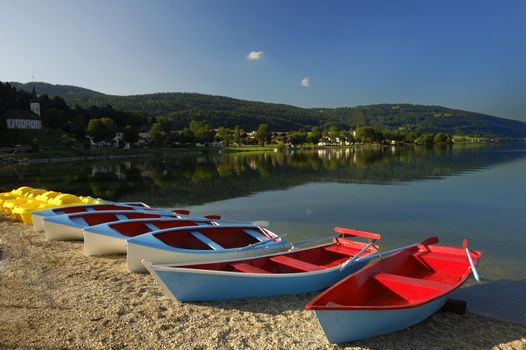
xmin=247 ymin=51 xmax=264 ymax=61
xmin=301 ymin=77 xmax=310 ymax=87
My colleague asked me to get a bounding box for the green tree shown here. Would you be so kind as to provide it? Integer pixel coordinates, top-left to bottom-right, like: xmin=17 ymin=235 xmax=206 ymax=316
xmin=101 ymin=118 xmax=117 ymax=141
xmin=31 ymin=138 xmax=39 ymax=151
xmin=290 ymin=130 xmax=307 ymax=145
xmin=149 ymin=122 xmax=165 ymax=144
xmin=188 ymin=120 xmax=214 ymax=144
xmin=307 ymin=127 xmax=322 ymax=144
xmin=123 ymin=125 xmax=139 ymax=144
xmin=43 ymin=108 xmax=67 ymax=129
xmin=178 ymin=128 xmax=195 ymax=144
xmin=338 ymin=130 xmax=349 ymax=144
xmin=355 ymin=126 xmax=383 ymax=143
xmin=256 ymin=123 xmax=271 ymax=146
xmin=216 ymin=127 xmax=233 ymax=147
xmin=70 ymin=114 xmax=86 ymax=137
xmin=417 ymin=133 xmax=435 ymax=146
xmin=86 ymin=117 xmax=116 ymax=143
xmin=403 ymin=131 xmax=418 ymax=143
xmin=434 ymin=132 xmax=452 ymax=144
xmin=327 ymin=126 xmax=340 ymax=143
xmin=157 ymin=117 xmax=172 ymax=133
xmin=194 ymin=126 xmax=215 ymax=144
xmin=233 ymin=125 xmax=245 ymax=145
xmin=189 ymin=120 xmax=208 ymax=133
xmin=59 ymin=134 xmax=76 ymax=148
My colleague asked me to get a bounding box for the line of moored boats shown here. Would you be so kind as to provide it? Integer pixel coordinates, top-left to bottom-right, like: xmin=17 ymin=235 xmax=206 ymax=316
xmin=1 ymin=186 xmax=482 ymax=344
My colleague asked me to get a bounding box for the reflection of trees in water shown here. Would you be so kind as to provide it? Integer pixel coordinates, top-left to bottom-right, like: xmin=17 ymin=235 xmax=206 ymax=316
xmin=1 ymin=145 xmax=524 ymax=205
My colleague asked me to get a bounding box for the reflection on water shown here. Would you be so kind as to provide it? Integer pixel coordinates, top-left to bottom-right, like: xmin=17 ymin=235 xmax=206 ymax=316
xmin=1 ymin=145 xmax=524 ymax=206
xmin=2 ymin=144 xmax=526 ymax=281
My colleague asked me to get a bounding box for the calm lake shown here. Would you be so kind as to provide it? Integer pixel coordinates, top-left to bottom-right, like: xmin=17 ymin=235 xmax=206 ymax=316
xmin=1 ymin=144 xmax=525 ymax=281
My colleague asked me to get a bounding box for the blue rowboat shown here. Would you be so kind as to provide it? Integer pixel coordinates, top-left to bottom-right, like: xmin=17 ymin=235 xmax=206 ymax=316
xmin=143 ymin=227 xmax=381 ymax=301
xmin=83 ymin=217 xmax=219 ymax=256
xmin=33 ymin=202 xmax=194 ymax=232
xmin=42 ymin=210 xmax=204 ymax=241
xmin=127 ymin=224 xmax=288 ymax=272
xmin=305 ymin=237 xmax=482 ymax=344
xmin=32 ymin=202 xmax=151 ymax=232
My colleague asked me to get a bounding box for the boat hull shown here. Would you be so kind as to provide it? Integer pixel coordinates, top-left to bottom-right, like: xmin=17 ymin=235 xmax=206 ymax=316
xmin=144 ymin=260 xmax=368 ymax=301
xmin=128 ymin=242 xmax=288 ymax=273
xmin=313 ymin=296 xmax=447 ymax=344
xmin=83 ymin=231 xmax=126 ymax=256
xmin=44 ymin=219 xmax=84 ymax=240
xmin=33 ymin=212 xmax=49 ymax=232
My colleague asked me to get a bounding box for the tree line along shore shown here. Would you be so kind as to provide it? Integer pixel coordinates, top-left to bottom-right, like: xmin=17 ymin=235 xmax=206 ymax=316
xmin=1 ymin=81 xmax=524 ymax=160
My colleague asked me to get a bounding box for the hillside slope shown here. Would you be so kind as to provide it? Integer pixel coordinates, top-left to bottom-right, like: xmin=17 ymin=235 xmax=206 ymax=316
xmin=11 ymin=82 xmax=526 ymax=136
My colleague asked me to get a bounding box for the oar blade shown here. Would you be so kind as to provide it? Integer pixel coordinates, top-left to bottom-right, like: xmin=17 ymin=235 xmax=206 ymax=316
xmin=203 ymin=215 xmax=222 ymax=220
xmin=463 ymin=238 xmax=481 ymax=282
xmin=422 ymin=236 xmax=439 ymax=246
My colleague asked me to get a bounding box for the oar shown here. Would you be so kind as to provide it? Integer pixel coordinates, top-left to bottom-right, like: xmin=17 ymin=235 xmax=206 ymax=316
xmin=286 ymin=235 xmax=338 ymax=251
xmin=463 ymin=239 xmax=480 ymax=282
xmin=356 ymin=236 xmax=440 ymax=263
xmin=203 ymin=215 xmax=222 ymax=220
xmin=237 ymin=234 xmax=287 ymax=251
xmin=208 ymin=219 xmax=271 ymax=227
xmin=339 ymin=240 xmax=377 ymax=271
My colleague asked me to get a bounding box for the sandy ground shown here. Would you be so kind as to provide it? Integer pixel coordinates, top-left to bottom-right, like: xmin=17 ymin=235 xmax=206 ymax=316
xmin=0 ymin=216 xmax=525 ymax=350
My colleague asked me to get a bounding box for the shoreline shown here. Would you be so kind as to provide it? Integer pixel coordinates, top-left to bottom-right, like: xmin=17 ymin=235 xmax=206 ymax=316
xmin=0 ymin=217 xmax=525 ymax=349
xmin=4 ymin=141 xmax=524 ymax=164
xmin=0 ymin=147 xmax=215 ymax=165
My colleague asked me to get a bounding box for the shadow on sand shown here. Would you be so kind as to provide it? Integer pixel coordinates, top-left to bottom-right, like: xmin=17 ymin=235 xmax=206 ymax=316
xmin=453 ymin=279 xmax=526 ymax=325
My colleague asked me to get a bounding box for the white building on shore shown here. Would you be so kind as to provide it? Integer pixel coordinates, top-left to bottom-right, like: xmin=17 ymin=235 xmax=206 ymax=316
xmin=4 ymin=86 xmax=42 ymax=130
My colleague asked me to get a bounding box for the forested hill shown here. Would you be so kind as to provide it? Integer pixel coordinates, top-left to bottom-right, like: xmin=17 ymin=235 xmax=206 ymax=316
xmin=11 ymin=82 xmax=526 ymax=137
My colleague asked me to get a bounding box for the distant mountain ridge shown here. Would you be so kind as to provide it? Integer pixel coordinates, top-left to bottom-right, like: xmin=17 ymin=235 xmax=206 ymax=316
xmin=10 ymin=81 xmax=526 ymax=137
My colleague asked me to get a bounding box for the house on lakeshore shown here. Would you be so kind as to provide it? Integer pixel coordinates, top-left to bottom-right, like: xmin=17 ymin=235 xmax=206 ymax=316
xmin=87 ymin=129 xmax=126 ymax=148
xmin=3 ymin=86 xmax=42 ymax=130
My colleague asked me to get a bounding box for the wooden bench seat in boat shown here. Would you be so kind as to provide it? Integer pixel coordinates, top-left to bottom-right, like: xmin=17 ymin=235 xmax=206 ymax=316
xmin=244 ymin=229 xmax=267 ymax=242
xmin=270 ymin=256 xmax=326 ymax=272
xmin=323 ymin=245 xmax=357 ymax=256
xmin=229 ymin=262 xmax=269 ymax=274
xmin=416 ymin=252 xmax=468 ymax=276
xmin=374 ymin=272 xmax=452 ymax=303
xmin=190 ymin=232 xmax=223 ymax=250
xmin=419 ymin=252 xmax=467 ymax=264
xmin=145 ymin=223 xmax=160 ymax=232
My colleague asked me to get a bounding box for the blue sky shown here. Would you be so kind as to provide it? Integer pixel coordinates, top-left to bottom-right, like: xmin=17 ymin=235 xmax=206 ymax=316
xmin=0 ymin=0 xmax=525 ymax=121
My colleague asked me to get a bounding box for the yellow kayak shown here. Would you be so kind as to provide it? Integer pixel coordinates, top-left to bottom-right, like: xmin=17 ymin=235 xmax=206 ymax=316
xmin=13 ymin=193 xmax=84 ymax=224
xmin=11 ymin=191 xmax=61 ymax=224
xmin=3 ymin=189 xmax=47 ymax=215
xmin=0 ymin=187 xmax=35 ymax=213
xmin=2 ymin=186 xmax=108 ymax=224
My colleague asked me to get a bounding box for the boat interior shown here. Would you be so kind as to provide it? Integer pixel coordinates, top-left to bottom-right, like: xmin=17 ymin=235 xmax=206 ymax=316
xmin=173 ymin=237 xmax=378 ymax=274
xmin=308 ymin=245 xmax=481 ymax=309
xmin=54 ymin=204 xmax=136 ymax=215
xmin=109 ymin=219 xmax=214 ymax=237
xmin=153 ymin=226 xmax=277 ymax=251
xmin=73 ymin=212 xmax=176 ymax=227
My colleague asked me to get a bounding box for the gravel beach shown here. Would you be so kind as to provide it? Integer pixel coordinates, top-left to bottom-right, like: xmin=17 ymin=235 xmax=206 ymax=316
xmin=1 ymin=216 xmax=525 ymax=350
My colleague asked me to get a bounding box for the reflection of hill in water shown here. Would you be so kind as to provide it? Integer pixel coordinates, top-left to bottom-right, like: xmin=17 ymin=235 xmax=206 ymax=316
xmin=1 ymin=145 xmax=525 ymax=206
